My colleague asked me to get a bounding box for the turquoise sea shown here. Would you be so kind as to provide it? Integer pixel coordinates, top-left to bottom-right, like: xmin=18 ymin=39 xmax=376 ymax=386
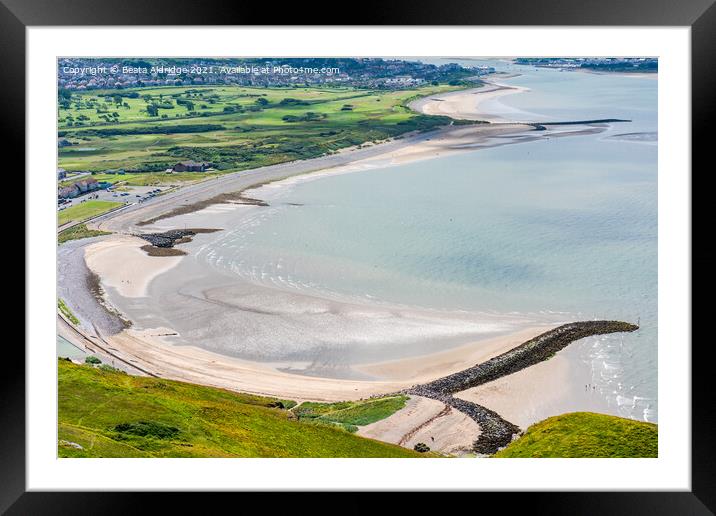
xmin=199 ymin=61 xmax=658 ymax=421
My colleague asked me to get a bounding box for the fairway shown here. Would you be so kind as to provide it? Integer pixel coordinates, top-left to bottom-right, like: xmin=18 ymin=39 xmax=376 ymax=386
xmin=57 ymin=200 xmax=123 ymax=226
xmin=57 ymin=359 xmax=423 ymax=458
xmin=58 ymin=84 xmax=467 ymax=181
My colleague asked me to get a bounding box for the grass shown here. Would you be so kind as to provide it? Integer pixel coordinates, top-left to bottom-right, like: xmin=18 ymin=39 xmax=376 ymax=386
xmin=57 ymin=360 xmax=422 ymax=458
xmin=58 ymin=223 xmax=111 ymax=244
xmin=58 ymin=200 xmax=124 ymax=226
xmin=91 ymin=171 xmax=222 ymax=186
xmin=292 ymin=396 xmax=409 ymax=433
xmin=57 ymin=84 xmax=468 ymax=181
xmin=57 ymin=299 xmax=79 ymax=325
xmin=494 ymin=412 xmax=658 ymax=458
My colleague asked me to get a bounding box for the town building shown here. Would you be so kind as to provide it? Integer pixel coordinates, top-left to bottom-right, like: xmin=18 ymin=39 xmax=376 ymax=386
xmin=58 ymin=177 xmax=110 ymax=199
xmin=172 ymin=161 xmax=212 ymax=172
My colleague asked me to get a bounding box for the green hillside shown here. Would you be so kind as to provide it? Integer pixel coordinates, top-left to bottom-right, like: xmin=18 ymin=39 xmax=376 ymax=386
xmin=57 ymin=359 xmax=422 ymax=458
xmin=494 ymin=412 xmax=658 ymax=458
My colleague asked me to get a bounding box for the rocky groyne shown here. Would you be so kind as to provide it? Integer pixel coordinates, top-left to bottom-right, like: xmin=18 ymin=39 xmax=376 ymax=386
xmin=405 ymin=320 xmax=639 ymax=454
xmin=137 ymin=227 xmax=221 ymax=247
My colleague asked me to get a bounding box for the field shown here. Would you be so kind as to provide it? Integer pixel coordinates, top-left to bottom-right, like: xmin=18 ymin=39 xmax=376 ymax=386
xmin=57 ymin=200 xmax=124 ymax=226
xmin=494 ymin=412 xmax=658 ymax=458
xmin=57 ymin=359 xmax=423 ymax=458
xmin=57 ymin=84 xmax=464 ymax=180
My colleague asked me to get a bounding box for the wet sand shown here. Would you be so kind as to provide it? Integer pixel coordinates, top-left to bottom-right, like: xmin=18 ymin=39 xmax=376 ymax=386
xmin=84 ymin=215 xmax=557 ymax=379
xmin=88 ymin=323 xmax=554 ymax=402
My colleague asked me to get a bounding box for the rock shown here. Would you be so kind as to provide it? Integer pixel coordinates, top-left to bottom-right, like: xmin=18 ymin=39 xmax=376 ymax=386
xmin=59 ymin=440 xmax=84 ymax=450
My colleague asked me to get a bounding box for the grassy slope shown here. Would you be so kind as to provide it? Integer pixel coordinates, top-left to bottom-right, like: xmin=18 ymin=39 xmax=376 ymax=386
xmin=494 ymin=412 xmax=658 ymax=458
xmin=58 ymin=360 xmax=421 ymax=458
xmin=58 ymin=200 xmax=123 ymax=226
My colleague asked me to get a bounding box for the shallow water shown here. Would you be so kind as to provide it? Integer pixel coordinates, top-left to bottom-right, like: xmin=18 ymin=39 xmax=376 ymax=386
xmin=195 ymin=63 xmax=657 ymax=421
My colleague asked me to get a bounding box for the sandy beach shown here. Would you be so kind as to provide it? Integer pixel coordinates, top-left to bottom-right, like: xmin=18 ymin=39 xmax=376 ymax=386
xmin=70 ymin=226 xmax=560 ymax=402
xmin=357 ymin=395 xmax=480 ymax=456
xmin=79 ymin=322 xmax=554 ymax=402
xmin=453 ymin=349 xmax=611 ymax=429
xmin=408 ymin=82 xmax=530 ymax=123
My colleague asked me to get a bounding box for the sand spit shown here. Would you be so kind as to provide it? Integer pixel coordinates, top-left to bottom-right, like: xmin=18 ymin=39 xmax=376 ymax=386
xmin=409 ymin=82 xmax=530 ymax=123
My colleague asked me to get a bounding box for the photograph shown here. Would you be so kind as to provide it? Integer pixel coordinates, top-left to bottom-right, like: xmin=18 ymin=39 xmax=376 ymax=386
xmin=55 ymin=56 xmax=659 ymax=459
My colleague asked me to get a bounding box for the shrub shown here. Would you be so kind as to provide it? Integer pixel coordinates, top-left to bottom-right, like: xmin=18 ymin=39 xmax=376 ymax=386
xmin=113 ymin=421 xmax=179 ymax=440
xmin=85 ymin=356 xmax=102 ymax=365
xmin=99 ymin=364 xmax=123 ymax=373
xmin=414 ymin=443 xmax=431 ymax=453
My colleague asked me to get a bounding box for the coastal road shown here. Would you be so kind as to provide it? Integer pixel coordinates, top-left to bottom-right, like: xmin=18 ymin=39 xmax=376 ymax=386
xmin=88 ymin=126 xmax=473 ymax=234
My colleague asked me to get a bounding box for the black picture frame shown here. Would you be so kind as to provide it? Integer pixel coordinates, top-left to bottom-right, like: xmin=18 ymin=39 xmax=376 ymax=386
xmin=6 ymin=0 xmax=710 ymax=512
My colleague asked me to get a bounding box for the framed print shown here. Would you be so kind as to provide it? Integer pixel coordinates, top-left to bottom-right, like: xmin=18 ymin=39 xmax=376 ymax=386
xmin=6 ymin=0 xmax=711 ymax=511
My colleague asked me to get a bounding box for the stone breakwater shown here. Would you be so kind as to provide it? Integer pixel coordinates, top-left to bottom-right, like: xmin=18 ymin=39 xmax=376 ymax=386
xmin=406 ymin=320 xmax=639 ymax=455
xmin=137 ymin=228 xmax=221 ymax=248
